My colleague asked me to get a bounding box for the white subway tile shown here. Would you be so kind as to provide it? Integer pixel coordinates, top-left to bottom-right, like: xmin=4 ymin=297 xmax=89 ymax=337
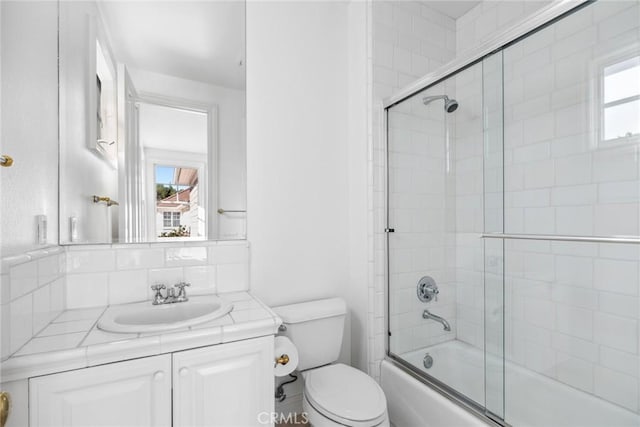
xmin=10 ymin=261 xmax=38 ymax=301
xmin=554 ymin=153 xmax=592 ymax=187
xmin=16 ymin=332 xmax=85 ymax=356
xmin=523 ymin=207 xmax=555 ymax=234
xmin=183 ymin=265 xmax=216 ymax=295
xmin=216 ymin=264 xmax=248 ymax=293
xmin=1 ymin=304 xmax=10 ymax=359
xmin=116 ymin=248 xmax=164 ymax=270
xmin=524 ymin=298 xmax=555 ymax=330
xmin=66 ymin=250 xmax=115 ymax=273
xmin=556 ymin=206 xmax=593 ymax=236
xmin=552 ymin=26 xmax=596 ymax=60
xmin=165 ymin=246 xmax=207 ymax=267
xmin=392 ymin=47 xmax=412 ymax=75
xmin=525 ymin=341 xmax=556 ymax=375
xmin=594 ymin=312 xmax=638 ymax=354
xmin=37 ymin=254 xmax=61 ymax=287
xmin=551 ymin=332 xmax=598 ymax=363
xmin=50 ymin=277 xmax=65 ymax=316
xmin=551 ymin=184 xmax=596 ymax=206
xmin=599 ymin=346 xmax=639 ymax=377
xmin=65 ymin=273 xmax=109 ymax=309
xmin=32 ymin=285 xmax=51 ymax=335
xmin=556 ymin=355 xmax=594 ymax=393
xmin=373 ymin=40 xmax=393 ymax=69
xmin=108 ymin=270 xmax=148 ymax=305
xmin=552 ymin=285 xmax=597 ymax=310
xmin=208 ymin=245 xmax=249 ymax=265
xmin=598 ymin=181 xmax=640 ymax=204
xmin=593 ymin=147 xmax=639 ymax=183
xmin=594 ymin=258 xmax=638 ymax=296
xmin=523 ymin=159 xmax=554 ymax=189
xmin=373 ymin=1 xmax=393 ymax=25
xmin=594 ymin=203 xmax=639 ymax=237
xmin=10 ymin=293 xmax=33 ymax=354
xmin=148 ymin=267 xmax=183 ymax=289
xmin=556 ymin=304 xmax=593 ymax=341
xmin=597 ymin=3 xmax=640 ymax=41
xmin=594 ymin=366 xmax=638 ymax=412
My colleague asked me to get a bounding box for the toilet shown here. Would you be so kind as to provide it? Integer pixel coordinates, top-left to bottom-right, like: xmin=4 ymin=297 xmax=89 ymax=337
xmin=273 ymin=298 xmax=389 ymax=427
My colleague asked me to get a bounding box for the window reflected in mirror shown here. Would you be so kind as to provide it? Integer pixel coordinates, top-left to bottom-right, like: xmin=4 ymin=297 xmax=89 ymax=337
xmin=155 ymin=165 xmax=203 ymax=240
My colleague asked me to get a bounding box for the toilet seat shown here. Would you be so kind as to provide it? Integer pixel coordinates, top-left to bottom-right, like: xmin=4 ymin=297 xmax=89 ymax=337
xmin=304 ymin=364 xmax=387 ymax=426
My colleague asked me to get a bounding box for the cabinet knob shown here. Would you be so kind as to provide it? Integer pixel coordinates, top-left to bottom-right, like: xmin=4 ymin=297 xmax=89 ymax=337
xmin=0 ymin=391 xmax=9 ymax=427
xmin=179 ymin=367 xmax=189 ymax=377
xmin=153 ymin=371 xmax=165 ymax=381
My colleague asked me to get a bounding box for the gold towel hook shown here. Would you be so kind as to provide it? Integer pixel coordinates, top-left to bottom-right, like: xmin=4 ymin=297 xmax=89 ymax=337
xmin=92 ymin=195 xmax=119 ymax=207
xmin=0 ymin=155 xmax=13 ymax=167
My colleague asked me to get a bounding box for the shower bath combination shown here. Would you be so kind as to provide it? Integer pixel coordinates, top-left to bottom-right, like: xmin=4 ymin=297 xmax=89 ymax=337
xmin=386 ymin=1 xmax=640 ymax=426
xmin=422 ymin=95 xmax=459 ymax=113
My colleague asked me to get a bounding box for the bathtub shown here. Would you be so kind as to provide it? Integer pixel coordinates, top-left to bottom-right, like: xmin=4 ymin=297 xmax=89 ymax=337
xmin=382 ymin=340 xmax=640 ymax=427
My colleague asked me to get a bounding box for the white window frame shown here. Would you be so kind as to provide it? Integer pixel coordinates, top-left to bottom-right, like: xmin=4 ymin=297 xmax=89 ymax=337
xmin=593 ymin=48 xmax=640 ymax=148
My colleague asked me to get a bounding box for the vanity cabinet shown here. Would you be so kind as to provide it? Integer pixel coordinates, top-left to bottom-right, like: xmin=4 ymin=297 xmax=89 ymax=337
xmin=28 ymin=336 xmax=274 ymax=427
xmin=173 ymin=337 xmax=273 ymax=426
xmin=30 ymin=354 xmax=172 ymax=427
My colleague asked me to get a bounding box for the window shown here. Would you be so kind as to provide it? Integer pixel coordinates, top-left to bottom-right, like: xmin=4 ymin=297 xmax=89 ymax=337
xmin=163 ymin=212 xmax=181 ymax=228
xmin=600 ymin=55 xmax=640 ymax=144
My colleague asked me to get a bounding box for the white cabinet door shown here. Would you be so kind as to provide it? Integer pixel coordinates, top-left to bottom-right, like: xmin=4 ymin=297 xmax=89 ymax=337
xmin=30 ymin=355 xmax=172 ymax=427
xmin=173 ymin=336 xmax=274 ymax=427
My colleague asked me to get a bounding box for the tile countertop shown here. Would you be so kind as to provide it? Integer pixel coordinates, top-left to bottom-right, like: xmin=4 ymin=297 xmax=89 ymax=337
xmin=0 ymin=292 xmax=282 ymax=383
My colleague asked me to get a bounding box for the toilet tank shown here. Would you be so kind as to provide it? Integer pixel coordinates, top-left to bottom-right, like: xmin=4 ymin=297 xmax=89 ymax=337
xmin=273 ymin=298 xmax=346 ymax=371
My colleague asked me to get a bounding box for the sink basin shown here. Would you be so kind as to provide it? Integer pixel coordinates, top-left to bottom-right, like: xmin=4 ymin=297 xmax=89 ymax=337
xmin=98 ymin=295 xmax=233 ymax=333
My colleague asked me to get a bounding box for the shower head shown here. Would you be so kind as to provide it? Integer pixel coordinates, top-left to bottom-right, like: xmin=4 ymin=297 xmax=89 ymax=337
xmin=444 ymin=98 xmax=458 ymax=113
xmin=422 ymin=95 xmax=459 ymax=113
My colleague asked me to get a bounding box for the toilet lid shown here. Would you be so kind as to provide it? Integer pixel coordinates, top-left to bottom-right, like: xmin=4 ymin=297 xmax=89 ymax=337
xmin=304 ymin=364 xmax=387 ymax=424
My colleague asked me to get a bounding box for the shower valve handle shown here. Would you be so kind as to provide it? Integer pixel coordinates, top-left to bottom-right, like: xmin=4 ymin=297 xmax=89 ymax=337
xmin=417 ymin=276 xmax=439 ymax=303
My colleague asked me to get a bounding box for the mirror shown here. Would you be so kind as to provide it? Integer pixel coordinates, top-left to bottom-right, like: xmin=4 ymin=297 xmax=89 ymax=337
xmin=59 ymin=0 xmax=246 ymax=244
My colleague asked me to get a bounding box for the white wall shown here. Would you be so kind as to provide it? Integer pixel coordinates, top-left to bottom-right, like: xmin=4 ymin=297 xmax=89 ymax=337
xmin=0 ymin=1 xmax=59 ymax=256
xmin=246 ymin=1 xmax=351 ymax=306
xmin=246 ymin=1 xmax=372 ymax=379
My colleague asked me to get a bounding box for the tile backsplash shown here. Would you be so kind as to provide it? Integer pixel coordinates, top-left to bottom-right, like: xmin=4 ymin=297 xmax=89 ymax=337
xmin=1 ymin=240 xmax=249 ymax=361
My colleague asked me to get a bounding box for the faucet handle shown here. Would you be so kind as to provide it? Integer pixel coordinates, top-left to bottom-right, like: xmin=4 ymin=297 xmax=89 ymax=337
xmin=151 ymin=284 xmax=166 ymax=305
xmin=175 ymin=282 xmax=191 ymax=290
xmin=174 ymin=282 xmax=190 ymax=301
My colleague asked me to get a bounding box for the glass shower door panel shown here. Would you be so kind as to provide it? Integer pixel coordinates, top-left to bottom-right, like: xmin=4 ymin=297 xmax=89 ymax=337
xmin=483 ymin=51 xmax=505 ymax=421
xmin=387 ymin=83 xmax=451 ymax=361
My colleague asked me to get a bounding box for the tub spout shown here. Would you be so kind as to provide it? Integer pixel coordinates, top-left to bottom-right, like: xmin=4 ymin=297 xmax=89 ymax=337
xmin=423 ymin=309 xmax=451 ymax=331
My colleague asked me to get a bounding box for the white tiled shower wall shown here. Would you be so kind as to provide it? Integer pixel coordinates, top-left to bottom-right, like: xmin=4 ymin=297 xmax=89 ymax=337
xmin=1 ymin=241 xmax=249 ymax=361
xmin=499 ymin=1 xmax=640 ymax=412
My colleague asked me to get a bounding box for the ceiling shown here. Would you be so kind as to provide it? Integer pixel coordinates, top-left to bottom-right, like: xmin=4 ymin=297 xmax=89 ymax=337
xmin=139 ymin=103 xmax=207 ymax=154
xmin=423 ymin=1 xmax=481 ymax=19
xmin=98 ymin=1 xmax=245 ymax=90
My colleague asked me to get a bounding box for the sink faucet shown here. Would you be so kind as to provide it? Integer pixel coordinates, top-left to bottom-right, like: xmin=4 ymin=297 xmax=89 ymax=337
xmin=150 ymin=282 xmax=191 ymax=305
xmin=423 ymin=309 xmax=451 ymax=331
